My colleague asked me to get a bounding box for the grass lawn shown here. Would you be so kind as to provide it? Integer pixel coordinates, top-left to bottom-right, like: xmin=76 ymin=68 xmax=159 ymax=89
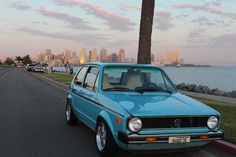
xmin=38 ymin=72 xmax=73 ymax=85
xmin=38 ymin=72 xmax=236 ymax=144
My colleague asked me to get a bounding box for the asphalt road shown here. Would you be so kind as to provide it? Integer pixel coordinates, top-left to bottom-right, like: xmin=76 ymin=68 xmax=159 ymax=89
xmin=0 ymin=67 xmax=234 ymax=157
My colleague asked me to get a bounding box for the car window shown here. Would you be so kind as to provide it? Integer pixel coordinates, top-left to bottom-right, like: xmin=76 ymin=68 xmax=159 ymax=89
xmin=84 ymin=67 xmax=99 ymax=91
xmin=74 ymin=66 xmax=88 ymax=86
xmin=149 ymin=71 xmax=166 ymax=89
xmin=103 ymin=66 xmax=176 ymax=93
xmin=163 ymin=73 xmax=176 ymax=91
xmin=94 ymin=74 xmax=99 ymax=91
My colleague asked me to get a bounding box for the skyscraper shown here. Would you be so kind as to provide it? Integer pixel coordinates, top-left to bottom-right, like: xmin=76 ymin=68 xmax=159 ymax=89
xmin=100 ymin=48 xmax=107 ymax=62
xmin=90 ymin=48 xmax=98 ymax=62
xmin=62 ymin=49 xmax=71 ymax=64
xmin=44 ymin=49 xmax=52 ymax=63
xmin=79 ymin=48 xmax=87 ymax=64
xmin=156 ymin=53 xmax=165 ymax=65
xmin=118 ymin=48 xmax=125 ymax=62
xmin=71 ymin=51 xmax=77 ymax=64
xmin=37 ymin=52 xmax=44 ymax=63
xmin=166 ymin=50 xmax=180 ymax=65
xmin=111 ymin=53 xmax=118 ymax=62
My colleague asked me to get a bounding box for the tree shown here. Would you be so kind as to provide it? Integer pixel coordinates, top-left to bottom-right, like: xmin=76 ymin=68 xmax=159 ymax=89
xmin=4 ymin=57 xmax=14 ymax=65
xmin=137 ymin=0 xmax=155 ymax=64
xmin=15 ymin=56 xmax=22 ymax=64
xmin=22 ymin=55 xmax=32 ymax=65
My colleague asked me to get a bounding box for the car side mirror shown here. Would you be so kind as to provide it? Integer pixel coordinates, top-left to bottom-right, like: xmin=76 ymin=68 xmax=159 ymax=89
xmin=75 ymin=80 xmax=81 ymax=86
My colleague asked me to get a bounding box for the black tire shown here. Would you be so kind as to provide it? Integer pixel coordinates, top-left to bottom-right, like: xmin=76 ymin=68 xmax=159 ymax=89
xmin=65 ymin=101 xmax=77 ymax=125
xmin=95 ymin=119 xmax=118 ymax=156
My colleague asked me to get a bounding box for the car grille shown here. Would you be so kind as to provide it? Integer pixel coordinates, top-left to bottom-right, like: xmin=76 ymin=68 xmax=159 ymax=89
xmin=141 ymin=117 xmax=209 ymax=129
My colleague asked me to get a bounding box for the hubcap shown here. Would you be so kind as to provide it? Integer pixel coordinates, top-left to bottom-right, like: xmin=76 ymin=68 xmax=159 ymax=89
xmin=96 ymin=122 xmax=106 ymax=151
xmin=66 ymin=104 xmax=71 ymax=121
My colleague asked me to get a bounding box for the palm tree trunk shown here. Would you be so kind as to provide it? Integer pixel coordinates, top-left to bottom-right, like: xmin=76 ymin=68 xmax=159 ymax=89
xmin=137 ymin=0 xmax=155 ymax=64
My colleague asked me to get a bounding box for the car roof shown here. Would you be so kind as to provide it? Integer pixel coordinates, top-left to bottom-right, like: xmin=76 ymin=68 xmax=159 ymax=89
xmin=82 ymin=62 xmax=160 ymax=68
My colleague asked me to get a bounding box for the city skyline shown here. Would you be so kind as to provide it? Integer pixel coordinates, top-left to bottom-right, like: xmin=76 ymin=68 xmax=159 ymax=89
xmin=1 ymin=0 xmax=236 ymax=65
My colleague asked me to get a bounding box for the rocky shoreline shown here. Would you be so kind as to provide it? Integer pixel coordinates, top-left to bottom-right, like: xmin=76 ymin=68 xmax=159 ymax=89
xmin=176 ymin=83 xmax=236 ymax=98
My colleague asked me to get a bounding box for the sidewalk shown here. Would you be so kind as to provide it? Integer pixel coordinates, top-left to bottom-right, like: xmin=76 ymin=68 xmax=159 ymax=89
xmin=180 ymin=90 xmax=236 ymax=105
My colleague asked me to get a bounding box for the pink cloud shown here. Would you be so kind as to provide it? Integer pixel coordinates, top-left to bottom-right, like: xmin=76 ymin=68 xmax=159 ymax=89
xmin=172 ymin=3 xmax=224 ymax=15
xmin=37 ymin=6 xmax=94 ymax=30
xmin=51 ymin=0 xmax=135 ymax=31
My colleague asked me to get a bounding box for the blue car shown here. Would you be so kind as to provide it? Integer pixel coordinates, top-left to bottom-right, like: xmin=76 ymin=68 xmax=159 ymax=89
xmin=66 ymin=62 xmax=223 ymax=156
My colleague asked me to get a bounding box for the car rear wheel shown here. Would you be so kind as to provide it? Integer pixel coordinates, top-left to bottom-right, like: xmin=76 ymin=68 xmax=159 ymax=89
xmin=95 ymin=119 xmax=117 ymax=156
xmin=65 ymin=101 xmax=77 ymax=125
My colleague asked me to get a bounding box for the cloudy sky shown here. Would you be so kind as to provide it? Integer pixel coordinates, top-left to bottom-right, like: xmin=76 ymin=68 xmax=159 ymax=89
xmin=0 ymin=0 xmax=236 ymax=65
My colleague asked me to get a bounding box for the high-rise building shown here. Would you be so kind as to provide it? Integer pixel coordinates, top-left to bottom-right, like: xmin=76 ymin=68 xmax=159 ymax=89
xmin=178 ymin=57 xmax=184 ymax=65
xmin=71 ymin=51 xmax=77 ymax=64
xmin=44 ymin=49 xmax=52 ymax=63
xmin=111 ymin=53 xmax=118 ymax=62
xmin=62 ymin=49 xmax=71 ymax=64
xmin=151 ymin=54 xmax=155 ymax=63
xmin=100 ymin=48 xmax=107 ymax=62
xmin=166 ymin=50 xmax=180 ymax=65
xmin=79 ymin=48 xmax=87 ymax=64
xmin=118 ymin=48 xmax=125 ymax=62
xmin=156 ymin=53 xmax=165 ymax=65
xmin=89 ymin=49 xmax=98 ymax=62
xmin=37 ymin=53 xmax=44 ymax=63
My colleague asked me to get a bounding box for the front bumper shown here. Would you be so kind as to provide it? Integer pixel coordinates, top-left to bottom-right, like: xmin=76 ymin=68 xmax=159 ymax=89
xmin=118 ymin=130 xmax=224 ymax=144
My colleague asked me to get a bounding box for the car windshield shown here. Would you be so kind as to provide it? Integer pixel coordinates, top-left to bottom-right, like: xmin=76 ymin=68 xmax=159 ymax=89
xmin=102 ymin=66 xmax=176 ymax=93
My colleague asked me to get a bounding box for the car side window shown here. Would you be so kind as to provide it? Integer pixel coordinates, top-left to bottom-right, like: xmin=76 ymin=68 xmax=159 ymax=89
xmin=83 ymin=66 xmax=99 ymax=91
xmin=74 ymin=66 xmax=88 ymax=86
xmin=94 ymin=73 xmax=99 ymax=91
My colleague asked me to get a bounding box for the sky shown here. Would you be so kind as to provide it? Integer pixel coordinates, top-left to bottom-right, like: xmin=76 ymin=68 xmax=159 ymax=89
xmin=0 ymin=0 xmax=236 ymax=65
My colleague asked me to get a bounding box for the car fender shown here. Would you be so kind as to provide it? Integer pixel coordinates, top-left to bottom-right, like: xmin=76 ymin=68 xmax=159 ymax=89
xmin=98 ymin=111 xmax=115 ymax=134
xmin=67 ymin=94 xmax=74 ymax=106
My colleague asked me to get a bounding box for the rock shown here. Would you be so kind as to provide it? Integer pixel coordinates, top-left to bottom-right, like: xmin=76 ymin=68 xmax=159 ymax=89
xmin=211 ymin=88 xmax=225 ymax=96
xmin=202 ymin=86 xmax=210 ymax=94
xmin=176 ymin=83 xmax=231 ymax=97
xmin=195 ymin=85 xmax=203 ymax=93
xmin=217 ymin=90 xmax=225 ymax=96
xmin=176 ymin=83 xmax=185 ymax=90
xmin=189 ymin=84 xmax=197 ymax=92
xmin=230 ymin=90 xmax=236 ymax=98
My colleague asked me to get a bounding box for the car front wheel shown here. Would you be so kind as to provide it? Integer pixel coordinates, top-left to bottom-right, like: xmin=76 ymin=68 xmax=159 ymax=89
xmin=95 ymin=119 xmax=117 ymax=156
xmin=65 ymin=101 xmax=77 ymax=125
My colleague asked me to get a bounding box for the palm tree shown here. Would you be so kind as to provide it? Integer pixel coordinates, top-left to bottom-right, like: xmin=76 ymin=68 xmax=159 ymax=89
xmin=137 ymin=0 xmax=155 ymax=64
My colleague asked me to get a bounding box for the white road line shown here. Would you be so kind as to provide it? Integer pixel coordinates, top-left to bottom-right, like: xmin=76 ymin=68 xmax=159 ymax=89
xmin=1 ymin=71 xmax=12 ymax=79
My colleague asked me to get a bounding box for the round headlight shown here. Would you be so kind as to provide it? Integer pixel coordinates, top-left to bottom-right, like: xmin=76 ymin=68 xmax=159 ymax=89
xmin=207 ymin=116 xmax=218 ymax=129
xmin=128 ymin=117 xmax=142 ymax=132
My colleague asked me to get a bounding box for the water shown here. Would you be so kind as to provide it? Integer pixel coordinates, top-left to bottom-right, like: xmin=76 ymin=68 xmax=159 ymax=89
xmin=52 ymin=66 xmax=236 ymax=92
xmin=162 ymin=67 xmax=236 ymax=92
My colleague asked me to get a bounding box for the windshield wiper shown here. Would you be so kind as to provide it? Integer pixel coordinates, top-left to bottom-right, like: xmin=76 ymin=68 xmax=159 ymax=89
xmin=160 ymin=90 xmax=173 ymax=94
xmin=103 ymin=87 xmax=133 ymax=91
xmin=135 ymin=87 xmax=172 ymax=94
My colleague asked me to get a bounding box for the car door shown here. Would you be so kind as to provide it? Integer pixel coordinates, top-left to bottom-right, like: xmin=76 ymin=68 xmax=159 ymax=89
xmin=71 ymin=66 xmax=88 ymax=118
xmin=79 ymin=66 xmax=100 ymax=129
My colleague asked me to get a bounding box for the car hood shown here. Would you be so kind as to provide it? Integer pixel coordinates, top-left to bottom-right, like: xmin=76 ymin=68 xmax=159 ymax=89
xmin=103 ymin=92 xmax=218 ymax=117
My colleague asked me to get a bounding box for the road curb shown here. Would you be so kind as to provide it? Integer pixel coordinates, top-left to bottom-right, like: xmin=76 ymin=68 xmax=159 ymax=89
xmin=211 ymin=140 xmax=236 ymax=154
xmin=31 ymin=72 xmax=69 ymax=92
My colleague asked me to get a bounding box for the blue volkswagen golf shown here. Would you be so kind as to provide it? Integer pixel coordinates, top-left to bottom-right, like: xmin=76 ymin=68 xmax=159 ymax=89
xmin=65 ymin=62 xmax=223 ymax=156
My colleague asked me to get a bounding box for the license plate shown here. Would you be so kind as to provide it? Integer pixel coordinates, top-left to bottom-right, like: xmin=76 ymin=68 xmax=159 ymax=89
xmin=168 ymin=136 xmax=190 ymax=144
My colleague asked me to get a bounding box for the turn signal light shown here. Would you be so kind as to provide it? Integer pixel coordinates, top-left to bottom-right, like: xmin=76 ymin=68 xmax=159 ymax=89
xmin=200 ymin=135 xmax=209 ymax=139
xmin=116 ymin=118 xmax=122 ymax=125
xmin=146 ymin=137 xmax=157 ymax=142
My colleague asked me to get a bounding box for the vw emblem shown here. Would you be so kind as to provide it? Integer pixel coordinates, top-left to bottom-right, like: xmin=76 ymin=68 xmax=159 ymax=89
xmin=174 ymin=119 xmax=181 ymax=128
